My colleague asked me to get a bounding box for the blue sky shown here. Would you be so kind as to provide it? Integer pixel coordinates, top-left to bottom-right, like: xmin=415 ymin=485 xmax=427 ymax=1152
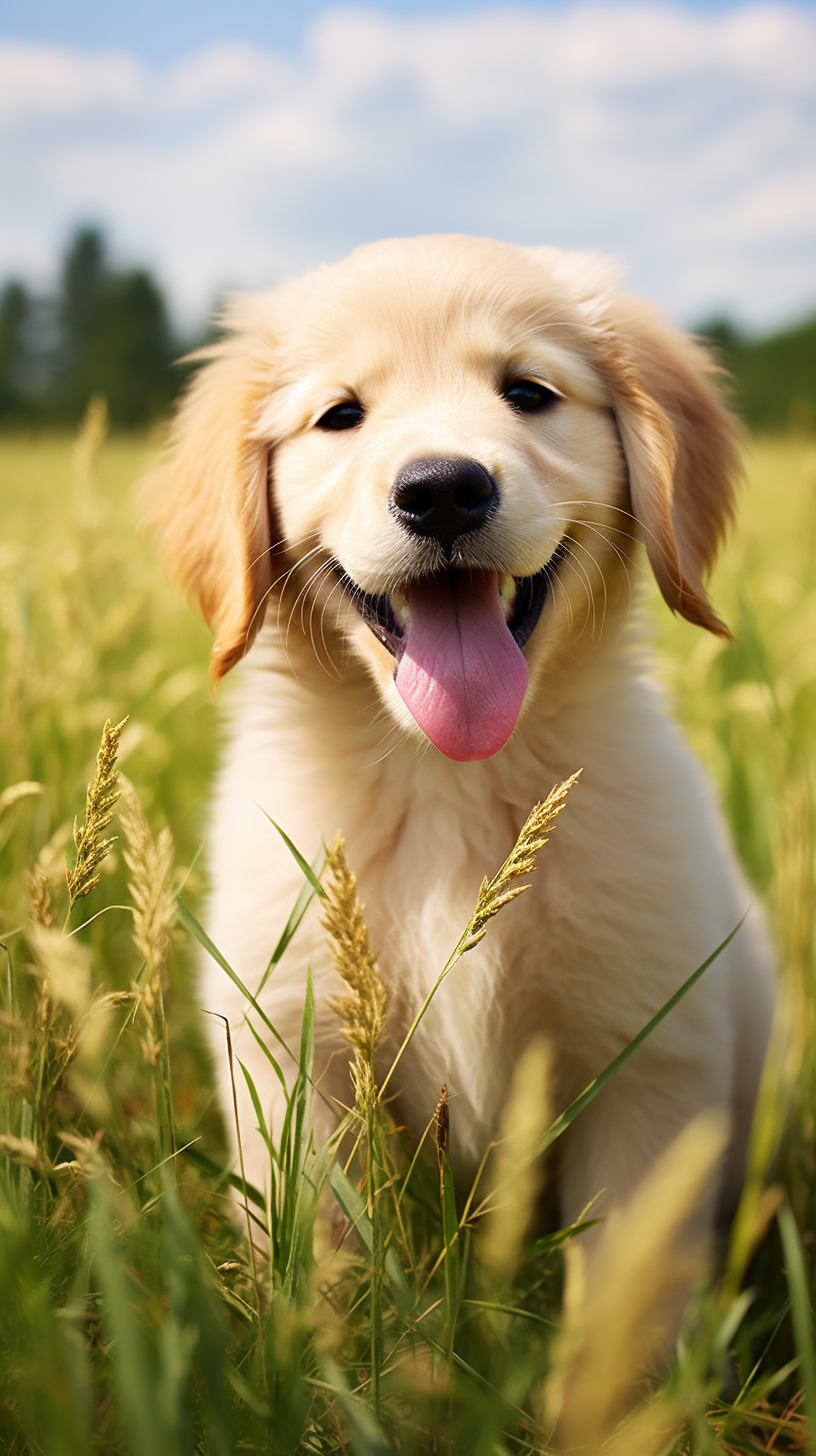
xmin=3 ymin=1 xmax=815 ymax=332
xmin=5 ymin=0 xmax=783 ymax=62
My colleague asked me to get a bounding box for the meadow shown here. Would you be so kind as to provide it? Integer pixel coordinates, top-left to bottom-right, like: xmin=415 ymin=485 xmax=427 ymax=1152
xmin=0 ymin=412 xmax=814 ymax=1455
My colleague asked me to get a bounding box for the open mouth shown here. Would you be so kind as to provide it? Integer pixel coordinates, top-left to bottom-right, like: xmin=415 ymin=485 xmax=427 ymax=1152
xmin=336 ymin=538 xmax=569 ymax=660
xmin=334 ymin=538 xmax=569 ymax=762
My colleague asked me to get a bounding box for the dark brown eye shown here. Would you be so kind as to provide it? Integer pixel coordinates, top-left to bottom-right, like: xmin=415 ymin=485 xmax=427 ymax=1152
xmin=316 ymin=400 xmax=364 ymax=431
xmin=503 ymin=378 xmax=560 ymax=414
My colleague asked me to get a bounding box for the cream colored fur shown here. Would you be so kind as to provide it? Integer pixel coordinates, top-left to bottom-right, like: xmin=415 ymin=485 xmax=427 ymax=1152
xmin=147 ymin=234 xmax=775 ymax=1254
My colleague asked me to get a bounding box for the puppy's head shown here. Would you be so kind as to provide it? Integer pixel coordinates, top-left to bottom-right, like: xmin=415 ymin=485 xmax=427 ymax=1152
xmin=145 ymin=235 xmax=739 ymax=761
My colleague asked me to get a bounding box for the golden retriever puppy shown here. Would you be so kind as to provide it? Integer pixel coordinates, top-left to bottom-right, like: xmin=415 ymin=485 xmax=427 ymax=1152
xmin=148 ymin=234 xmax=774 ymax=1256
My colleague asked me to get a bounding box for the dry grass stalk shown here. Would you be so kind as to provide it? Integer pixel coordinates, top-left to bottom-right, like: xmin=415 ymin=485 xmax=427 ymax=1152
xmin=725 ymin=1000 xmax=792 ymax=1298
xmin=73 ymin=395 xmax=108 ymax=507
xmin=119 ymin=783 xmax=177 ymax=1074
xmin=0 ymin=1133 xmax=49 ymax=1176
xmin=28 ymin=924 xmax=94 ymax=1114
xmin=322 ymin=832 xmax=387 ymax=1086
xmin=0 ymin=781 xmax=43 ymax=817
xmin=24 ymin=928 xmax=80 ymax=1139
xmin=66 ymin=716 xmax=128 ymax=909
xmin=47 ymin=1130 xmax=108 ymax=1228
xmin=119 ymin=783 xmax=176 ymax=982
xmin=772 ymin=774 xmax=815 ymax=1073
xmin=29 ymin=923 xmax=92 ymax=1023
xmin=26 ymin=863 xmax=54 ymax=928
xmin=478 ymin=1038 xmax=552 ymax=1287
xmin=70 ymin=989 xmax=134 ymax=1123
xmin=546 ymin=1112 xmax=728 ymax=1452
xmin=27 ymin=924 xmax=130 ymax=1125
xmin=460 ymin=773 xmax=581 ymax=954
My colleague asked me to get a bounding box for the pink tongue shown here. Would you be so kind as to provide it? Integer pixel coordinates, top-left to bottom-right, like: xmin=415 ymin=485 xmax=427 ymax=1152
xmin=395 ymin=572 xmax=529 ymax=761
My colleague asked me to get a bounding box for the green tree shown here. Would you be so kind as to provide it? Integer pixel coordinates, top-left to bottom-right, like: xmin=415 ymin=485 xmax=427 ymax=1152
xmin=53 ymin=226 xmax=177 ymax=427
xmin=698 ymin=312 xmax=816 ymax=433
xmin=0 ymin=281 xmax=33 ymax=420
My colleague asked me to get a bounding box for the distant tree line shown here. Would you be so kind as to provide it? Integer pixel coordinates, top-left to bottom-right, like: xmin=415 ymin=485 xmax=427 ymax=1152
xmin=699 ymin=315 xmax=816 ymax=434
xmin=0 ymin=225 xmax=813 ymax=432
xmin=0 ymin=227 xmax=190 ymax=429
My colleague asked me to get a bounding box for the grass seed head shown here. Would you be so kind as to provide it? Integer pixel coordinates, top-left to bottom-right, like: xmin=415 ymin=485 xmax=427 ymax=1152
xmin=26 ymin=863 xmax=54 ymax=928
xmin=119 ymin=781 xmax=176 ymax=986
xmin=322 ymin=832 xmax=387 ymax=1077
xmin=0 ymin=1133 xmax=49 ymax=1176
xmin=29 ymin=923 xmax=93 ymax=1023
xmin=66 ymin=716 xmax=128 ymax=908
xmin=435 ymin=1084 xmax=449 ymax=1175
xmin=461 ymin=773 xmax=581 ymax=953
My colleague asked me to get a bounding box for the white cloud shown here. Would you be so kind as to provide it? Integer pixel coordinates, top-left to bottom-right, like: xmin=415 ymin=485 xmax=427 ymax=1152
xmin=1 ymin=2 xmax=815 ymax=330
xmin=165 ymin=43 xmax=293 ymax=111
xmin=0 ymin=41 xmax=144 ymax=120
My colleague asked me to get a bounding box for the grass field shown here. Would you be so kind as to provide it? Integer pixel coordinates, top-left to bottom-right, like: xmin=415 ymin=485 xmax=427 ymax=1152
xmin=1 ymin=416 xmax=815 ymax=1454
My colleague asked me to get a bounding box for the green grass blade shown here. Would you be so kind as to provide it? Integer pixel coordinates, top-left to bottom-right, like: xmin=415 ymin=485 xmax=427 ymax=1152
xmin=277 ymin=971 xmax=313 ymax=1196
xmin=243 ymin=1014 xmax=290 ymax=1100
xmin=321 ymin=1357 xmax=394 ymax=1456
xmin=255 ymin=844 xmax=326 ymax=996
xmin=161 ymin=1184 xmax=236 ymax=1456
xmin=725 ymin=1001 xmax=792 ymax=1297
xmin=88 ymin=1180 xmax=164 ymax=1456
xmin=237 ymin=1057 xmax=275 ymax=1158
xmin=280 ymin=967 xmax=316 ymax=1291
xmin=525 ymin=1218 xmax=602 ymax=1258
xmin=421 ymin=1333 xmax=532 ymax=1424
xmin=292 ymin=963 xmax=315 ymax=1165
xmin=181 ymin=1144 xmax=266 ymax=1210
xmin=252 ymin=806 xmax=326 ymax=897
xmin=439 ymin=1152 xmax=462 ymax=1356
xmin=778 ymin=1201 xmax=816 ymax=1455
xmin=176 ymin=897 xmax=296 ymax=1061
xmin=535 ymin=917 xmax=746 ymax=1158
xmin=460 ymin=1299 xmax=557 ymax=1328
xmin=330 ymin=1162 xmax=409 ymax=1300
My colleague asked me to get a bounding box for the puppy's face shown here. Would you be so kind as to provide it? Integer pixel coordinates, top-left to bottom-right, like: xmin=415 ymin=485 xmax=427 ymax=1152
xmin=149 ymin=235 xmax=739 ymax=761
xmin=263 ymin=240 xmax=628 ymax=758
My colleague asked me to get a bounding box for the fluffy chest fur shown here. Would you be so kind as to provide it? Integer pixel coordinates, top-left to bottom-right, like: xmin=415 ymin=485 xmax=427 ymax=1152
xmin=204 ymin=627 xmax=758 ymax=1186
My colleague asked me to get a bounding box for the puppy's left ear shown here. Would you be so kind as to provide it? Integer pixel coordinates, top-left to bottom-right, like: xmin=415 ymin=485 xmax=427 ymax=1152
xmin=598 ymin=296 xmax=741 ymax=636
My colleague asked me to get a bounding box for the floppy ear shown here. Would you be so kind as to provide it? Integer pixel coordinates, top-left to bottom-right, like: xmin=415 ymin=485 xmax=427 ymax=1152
xmin=597 ymin=295 xmax=741 ymax=636
xmin=143 ymin=331 xmax=280 ymax=688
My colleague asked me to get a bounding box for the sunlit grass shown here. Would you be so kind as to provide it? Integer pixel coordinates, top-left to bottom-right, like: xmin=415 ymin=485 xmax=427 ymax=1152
xmin=0 ymin=421 xmax=814 ymax=1454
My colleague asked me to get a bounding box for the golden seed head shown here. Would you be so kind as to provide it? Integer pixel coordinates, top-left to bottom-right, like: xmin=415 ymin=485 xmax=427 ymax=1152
xmin=66 ymin=717 xmax=128 ymax=908
xmin=322 ymin=832 xmax=387 ymax=1078
xmin=461 ymin=772 xmax=581 ymax=954
xmin=26 ymin=863 xmax=54 ymax=928
xmin=119 ymin=782 xmax=176 ymax=981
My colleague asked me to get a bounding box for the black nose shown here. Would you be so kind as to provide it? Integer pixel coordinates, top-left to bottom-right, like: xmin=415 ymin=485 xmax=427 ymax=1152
xmin=389 ymin=457 xmax=498 ymax=554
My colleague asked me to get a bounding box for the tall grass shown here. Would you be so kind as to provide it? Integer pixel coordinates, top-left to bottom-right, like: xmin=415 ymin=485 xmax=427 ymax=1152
xmin=1 ymin=418 xmax=814 ymax=1453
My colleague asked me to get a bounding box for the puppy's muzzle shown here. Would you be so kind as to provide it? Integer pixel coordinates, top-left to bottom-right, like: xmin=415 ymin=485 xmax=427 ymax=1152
xmin=390 ymin=457 xmax=498 ymax=555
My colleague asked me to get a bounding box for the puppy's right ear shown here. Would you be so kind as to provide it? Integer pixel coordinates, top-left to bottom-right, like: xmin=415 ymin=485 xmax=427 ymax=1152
xmin=143 ymin=333 xmax=278 ymax=688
